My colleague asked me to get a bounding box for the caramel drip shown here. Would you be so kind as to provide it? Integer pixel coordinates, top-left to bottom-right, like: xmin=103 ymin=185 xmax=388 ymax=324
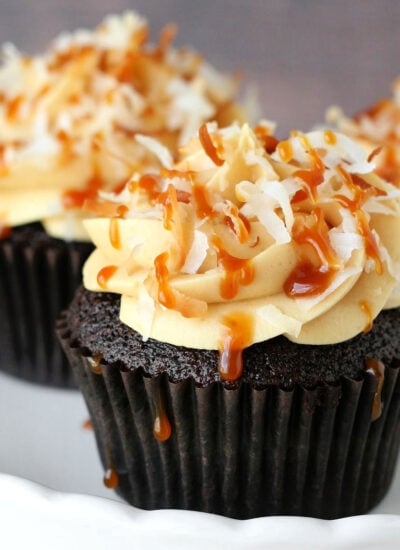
xmin=218 ymin=312 xmax=254 ymax=381
xmin=283 ymin=262 xmax=336 ymax=298
xmin=62 ymin=172 xmax=103 ymax=209
xmin=56 ymin=129 xmax=74 ymax=163
xmin=103 ymin=466 xmax=119 ymax=489
xmin=292 ymin=209 xmax=340 ymax=268
xmin=82 ymin=419 xmax=93 ymax=430
xmin=154 ymin=252 xmax=175 ymax=309
xmin=334 ymin=167 xmax=383 ymax=274
xmin=153 ymin=391 xmax=172 ymax=442
xmin=323 ymin=130 xmax=337 ymax=145
xmin=160 ymin=184 xmax=178 ymax=231
xmin=293 ymin=149 xmax=325 ymax=202
xmin=359 ymin=300 xmax=373 ymax=333
xmin=284 ymin=209 xmax=340 ymax=298
xmin=198 ymin=123 xmax=224 ymax=166
xmin=97 ymin=265 xmax=118 ymax=289
xmin=356 ymin=210 xmax=383 ymax=275
xmin=277 ymin=140 xmax=293 ymax=162
xmin=0 ymin=225 xmax=11 ymax=240
xmin=108 ymin=205 xmax=128 ymax=250
xmin=193 ymin=183 xmax=214 ymax=219
xmin=224 ymin=205 xmax=251 ymax=244
xmin=102 ymin=442 xmax=120 ymax=489
xmin=109 ymin=218 xmax=121 ymax=249
xmin=0 ymin=145 xmax=8 ymax=176
xmin=366 ymin=358 xmax=385 ymax=422
xmin=254 ymin=126 xmax=279 ymax=154
xmin=6 ymin=94 xmax=23 ymax=120
xmin=212 ymin=236 xmax=254 ymax=299
xmin=87 ymin=354 xmax=103 ymax=375
xmin=129 ymin=174 xmax=160 ymax=203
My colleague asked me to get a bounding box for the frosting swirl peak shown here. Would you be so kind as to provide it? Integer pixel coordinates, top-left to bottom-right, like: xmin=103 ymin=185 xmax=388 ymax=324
xmin=83 ymin=123 xmax=400 ymax=380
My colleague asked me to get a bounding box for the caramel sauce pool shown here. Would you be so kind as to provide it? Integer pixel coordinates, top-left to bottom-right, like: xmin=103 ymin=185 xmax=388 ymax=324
xmin=103 ymin=466 xmax=119 ymax=489
xmin=97 ymin=265 xmax=118 ymax=290
xmin=366 ymin=358 xmax=385 ymax=422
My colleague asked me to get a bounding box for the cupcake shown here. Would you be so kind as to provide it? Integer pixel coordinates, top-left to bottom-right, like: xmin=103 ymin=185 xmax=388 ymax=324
xmin=58 ymin=122 xmax=400 ymax=519
xmin=326 ymin=77 xmax=400 ymax=186
xmin=0 ymin=11 xmax=243 ymax=387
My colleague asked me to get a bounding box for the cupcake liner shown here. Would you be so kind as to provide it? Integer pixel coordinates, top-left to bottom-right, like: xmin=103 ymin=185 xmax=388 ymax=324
xmin=0 ymin=225 xmax=92 ymax=387
xmin=57 ymin=322 xmax=400 ymax=519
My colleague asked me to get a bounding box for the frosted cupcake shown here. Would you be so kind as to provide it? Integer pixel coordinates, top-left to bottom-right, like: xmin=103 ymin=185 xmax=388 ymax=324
xmin=58 ymin=122 xmax=400 ymax=518
xmin=0 ymin=11 xmax=243 ymax=386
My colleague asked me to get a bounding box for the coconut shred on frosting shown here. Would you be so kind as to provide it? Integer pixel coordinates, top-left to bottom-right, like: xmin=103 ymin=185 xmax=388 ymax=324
xmin=0 ymin=11 xmax=242 ymax=241
xmin=327 ymin=78 xmax=400 ymax=187
xmin=82 ymin=122 xmax=400 ymax=381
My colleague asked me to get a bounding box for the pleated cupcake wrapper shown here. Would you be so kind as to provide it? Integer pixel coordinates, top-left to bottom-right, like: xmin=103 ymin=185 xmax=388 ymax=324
xmin=0 ymin=236 xmax=92 ymax=387
xmin=57 ymin=324 xmax=400 ymax=519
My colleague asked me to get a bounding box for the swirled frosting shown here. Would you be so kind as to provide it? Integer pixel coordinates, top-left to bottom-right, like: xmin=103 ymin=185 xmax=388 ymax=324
xmin=83 ymin=122 xmax=400 ymax=381
xmin=0 ymin=12 xmax=242 ymax=241
xmin=327 ymin=78 xmax=400 ymax=187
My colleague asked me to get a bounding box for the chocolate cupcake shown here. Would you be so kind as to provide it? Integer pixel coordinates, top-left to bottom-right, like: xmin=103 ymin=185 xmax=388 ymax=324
xmin=58 ymin=122 xmax=400 ymax=518
xmin=0 ymin=12 xmax=243 ymax=386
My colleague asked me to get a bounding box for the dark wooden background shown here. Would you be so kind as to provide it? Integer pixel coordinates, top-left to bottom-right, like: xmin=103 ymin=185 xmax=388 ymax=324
xmin=1 ymin=0 xmax=400 ymax=136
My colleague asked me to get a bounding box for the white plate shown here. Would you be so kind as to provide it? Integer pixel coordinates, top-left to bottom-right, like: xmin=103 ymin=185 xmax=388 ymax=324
xmin=1 ymin=370 xmax=400 ymax=549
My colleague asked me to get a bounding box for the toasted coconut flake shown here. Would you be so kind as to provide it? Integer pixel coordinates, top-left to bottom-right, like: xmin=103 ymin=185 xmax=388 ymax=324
xmin=181 ymin=229 xmax=209 ymax=274
xmin=135 ymin=134 xmax=173 ymax=169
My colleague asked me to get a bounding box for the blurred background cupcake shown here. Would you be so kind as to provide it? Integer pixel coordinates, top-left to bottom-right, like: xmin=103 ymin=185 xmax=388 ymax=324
xmin=0 ymin=11 xmax=243 ymax=387
xmin=58 ymin=121 xmax=400 ymax=518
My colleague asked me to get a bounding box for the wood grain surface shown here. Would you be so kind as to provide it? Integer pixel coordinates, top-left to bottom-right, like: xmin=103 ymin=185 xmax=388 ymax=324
xmin=1 ymin=0 xmax=399 ymax=136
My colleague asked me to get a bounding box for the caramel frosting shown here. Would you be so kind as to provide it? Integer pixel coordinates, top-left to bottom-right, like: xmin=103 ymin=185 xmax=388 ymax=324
xmin=327 ymin=78 xmax=400 ymax=187
xmin=0 ymin=12 xmax=242 ymax=241
xmin=82 ymin=122 xmax=400 ymax=381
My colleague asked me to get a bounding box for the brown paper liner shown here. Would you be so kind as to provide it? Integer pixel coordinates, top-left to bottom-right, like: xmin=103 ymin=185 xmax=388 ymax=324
xmin=0 ymin=224 xmax=92 ymax=387
xmin=57 ymin=319 xmax=400 ymax=519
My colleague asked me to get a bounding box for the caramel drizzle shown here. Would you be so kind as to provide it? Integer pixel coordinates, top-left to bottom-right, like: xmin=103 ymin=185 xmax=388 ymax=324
xmin=359 ymin=300 xmax=373 ymax=333
xmin=6 ymin=94 xmax=24 ymax=121
xmin=97 ymin=265 xmax=118 ymax=289
xmin=334 ymin=167 xmax=383 ymax=274
xmin=366 ymin=358 xmax=385 ymax=422
xmin=218 ymin=312 xmax=254 ymax=381
xmin=152 ymin=386 xmax=172 ymax=442
xmin=0 ymin=145 xmax=8 ymax=176
xmin=109 ymin=205 xmax=129 ymax=250
xmin=284 ymin=208 xmax=340 ymax=299
xmin=254 ymin=126 xmax=279 ymax=154
xmin=0 ymin=224 xmax=11 ymax=240
xmin=293 ymin=149 xmax=325 ymax=203
xmin=154 ymin=252 xmax=176 ymax=310
xmin=87 ymin=354 xmax=103 ymax=375
xmin=211 ymin=236 xmax=254 ymax=300
xmin=82 ymin=418 xmax=93 ymax=430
